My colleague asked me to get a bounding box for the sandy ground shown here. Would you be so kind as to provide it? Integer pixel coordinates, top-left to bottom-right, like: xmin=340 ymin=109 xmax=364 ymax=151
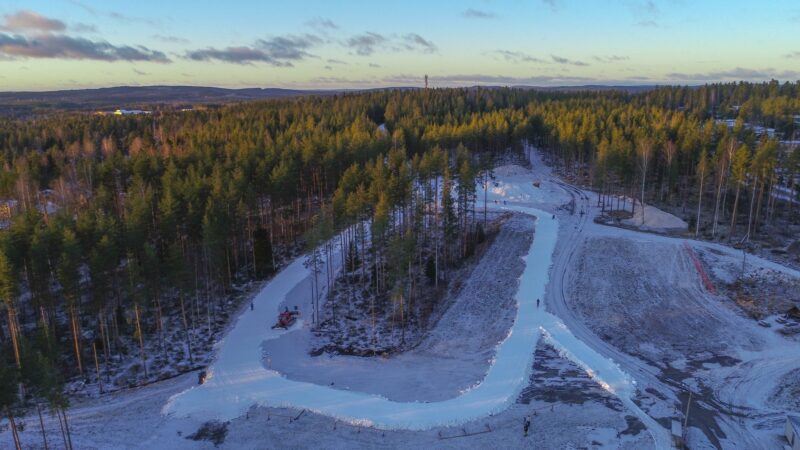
xmin=261 ymin=214 xmax=532 ymax=402
xmin=621 ymin=201 xmax=688 ymax=233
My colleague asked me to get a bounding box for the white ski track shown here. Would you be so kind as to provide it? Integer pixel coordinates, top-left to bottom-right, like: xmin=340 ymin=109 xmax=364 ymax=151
xmin=163 ymin=197 xmax=669 ymax=449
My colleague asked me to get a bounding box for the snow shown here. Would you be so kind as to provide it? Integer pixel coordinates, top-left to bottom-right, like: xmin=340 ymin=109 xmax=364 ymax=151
xmin=163 ymin=203 xmax=559 ymax=431
xmin=261 ymin=213 xmax=532 ymax=402
xmin=163 ymin=155 xmax=668 ymax=448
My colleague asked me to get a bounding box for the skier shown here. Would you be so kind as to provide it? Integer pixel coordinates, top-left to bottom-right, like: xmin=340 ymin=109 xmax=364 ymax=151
xmin=523 ymin=415 xmax=531 ymax=437
xmin=536 ymin=298 xmax=540 ymax=308
xmin=250 ymin=301 xmax=254 ymax=311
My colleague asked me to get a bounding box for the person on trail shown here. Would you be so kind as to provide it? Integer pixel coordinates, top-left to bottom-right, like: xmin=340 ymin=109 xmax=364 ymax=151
xmin=536 ymin=298 xmax=540 ymax=308
xmin=250 ymin=301 xmax=254 ymax=311
xmin=523 ymin=415 xmax=531 ymax=437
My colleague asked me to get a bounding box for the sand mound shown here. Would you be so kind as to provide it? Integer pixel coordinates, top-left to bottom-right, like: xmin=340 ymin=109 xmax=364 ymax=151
xmin=622 ymin=202 xmax=687 ymax=232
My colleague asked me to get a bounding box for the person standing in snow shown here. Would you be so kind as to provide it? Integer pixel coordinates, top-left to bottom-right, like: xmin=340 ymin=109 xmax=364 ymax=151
xmin=523 ymin=415 xmax=531 ymax=437
xmin=536 ymin=298 xmax=540 ymax=308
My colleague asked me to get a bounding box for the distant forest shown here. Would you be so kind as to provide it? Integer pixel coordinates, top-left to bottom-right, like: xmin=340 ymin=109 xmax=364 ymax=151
xmin=1 ymin=82 xmax=799 ymax=434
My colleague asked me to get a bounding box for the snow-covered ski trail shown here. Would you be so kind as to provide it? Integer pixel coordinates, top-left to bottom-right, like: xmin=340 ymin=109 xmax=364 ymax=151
xmin=163 ymin=186 xmax=668 ymax=449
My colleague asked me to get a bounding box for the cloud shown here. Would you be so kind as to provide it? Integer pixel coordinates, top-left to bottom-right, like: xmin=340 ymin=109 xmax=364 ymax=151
xmin=784 ymin=51 xmax=800 ymax=59
xmin=551 ymin=54 xmax=589 ymax=66
xmin=627 ymin=0 xmax=659 ymax=16
xmin=593 ymin=55 xmax=630 ymax=63
xmin=383 ymin=73 xmax=597 ymax=86
xmin=345 ymin=32 xmax=437 ymax=56
xmin=310 ymin=76 xmax=374 ymax=85
xmin=540 ymin=0 xmax=561 ymax=11
xmin=152 ymin=34 xmax=189 ymax=44
xmin=665 ymin=67 xmax=800 ymax=82
xmin=72 ymin=23 xmax=97 ymax=33
xmin=493 ymin=50 xmax=546 ymax=64
xmin=462 ymin=9 xmax=496 ymax=19
xmin=346 ymin=32 xmax=387 ymax=56
xmin=133 ymin=68 xmax=149 ymax=76
xmin=327 ymin=58 xmax=347 ymax=65
xmin=369 ymin=62 xmax=381 ymax=68
xmin=401 ymin=33 xmax=437 ymax=53
xmin=186 ymin=34 xmax=320 ymax=65
xmin=635 ymin=20 xmax=659 ymax=27
xmin=0 ymin=33 xmax=171 ymax=62
xmin=67 ymin=0 xmax=96 ymax=15
xmin=306 ymin=17 xmax=339 ymax=30
xmin=108 ymin=11 xmax=159 ymax=27
xmin=1 ymin=10 xmax=66 ymax=32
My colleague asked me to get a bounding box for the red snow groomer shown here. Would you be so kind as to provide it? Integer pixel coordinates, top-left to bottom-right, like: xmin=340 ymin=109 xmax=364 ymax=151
xmin=272 ymin=306 xmax=299 ymax=329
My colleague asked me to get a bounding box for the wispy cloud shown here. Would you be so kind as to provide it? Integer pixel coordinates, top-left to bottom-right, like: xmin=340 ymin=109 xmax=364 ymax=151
xmin=346 ymin=32 xmax=387 ymax=56
xmin=369 ymin=62 xmax=381 ymax=68
xmin=133 ymin=68 xmax=149 ymax=76
xmin=593 ymin=55 xmax=630 ymax=63
xmin=185 ymin=34 xmax=321 ymax=65
xmin=784 ymin=51 xmax=800 ymax=59
xmin=540 ymin=0 xmax=561 ymax=11
xmin=306 ymin=17 xmax=339 ymax=30
xmin=493 ymin=50 xmax=546 ymax=64
xmin=551 ymin=54 xmax=589 ymax=66
xmin=462 ymin=9 xmax=496 ymax=19
xmin=0 ymin=33 xmax=170 ymax=62
xmin=627 ymin=0 xmax=660 ymax=27
xmin=665 ymin=67 xmax=800 ymax=82
xmin=1 ymin=10 xmax=66 ymax=32
xmin=327 ymin=58 xmax=347 ymax=65
xmin=345 ymin=32 xmax=436 ymax=56
xmin=384 ymin=73 xmax=597 ymax=86
xmin=152 ymin=34 xmax=189 ymax=44
xmin=401 ymin=33 xmax=437 ymax=53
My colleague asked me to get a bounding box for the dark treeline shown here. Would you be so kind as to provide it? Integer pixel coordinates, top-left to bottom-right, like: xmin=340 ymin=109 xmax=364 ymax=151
xmin=0 ymin=82 xmax=798 ymax=448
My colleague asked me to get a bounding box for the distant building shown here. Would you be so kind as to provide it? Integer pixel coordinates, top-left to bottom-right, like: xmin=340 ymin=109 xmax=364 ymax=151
xmin=786 ymin=416 xmax=800 ymax=450
xmin=114 ymin=109 xmax=151 ymax=116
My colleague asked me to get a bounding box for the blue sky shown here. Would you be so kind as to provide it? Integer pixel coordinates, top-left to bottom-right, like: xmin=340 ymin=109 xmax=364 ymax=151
xmin=0 ymin=0 xmax=798 ymax=90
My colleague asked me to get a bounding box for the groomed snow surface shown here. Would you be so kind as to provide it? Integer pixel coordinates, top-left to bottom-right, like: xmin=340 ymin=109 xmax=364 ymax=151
xmin=163 ymin=206 xmax=558 ymax=430
xmin=163 ymin=159 xmax=669 ymax=448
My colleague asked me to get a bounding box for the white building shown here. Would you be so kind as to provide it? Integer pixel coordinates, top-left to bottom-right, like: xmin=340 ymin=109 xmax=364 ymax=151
xmin=114 ymin=109 xmax=151 ymax=115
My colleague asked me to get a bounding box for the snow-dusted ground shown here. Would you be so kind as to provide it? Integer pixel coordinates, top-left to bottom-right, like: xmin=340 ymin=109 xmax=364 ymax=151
xmin=6 ymin=147 xmax=799 ymax=449
xmin=161 ymin=150 xmax=669 ymax=447
xmin=261 ymin=213 xmax=532 ymax=402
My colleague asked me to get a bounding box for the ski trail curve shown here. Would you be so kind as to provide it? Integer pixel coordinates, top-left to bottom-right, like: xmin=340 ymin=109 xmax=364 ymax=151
xmin=163 ymin=200 xmax=668 ymax=448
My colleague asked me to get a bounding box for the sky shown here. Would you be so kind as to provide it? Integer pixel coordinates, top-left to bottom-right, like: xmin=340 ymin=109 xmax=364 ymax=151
xmin=0 ymin=0 xmax=799 ymax=91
